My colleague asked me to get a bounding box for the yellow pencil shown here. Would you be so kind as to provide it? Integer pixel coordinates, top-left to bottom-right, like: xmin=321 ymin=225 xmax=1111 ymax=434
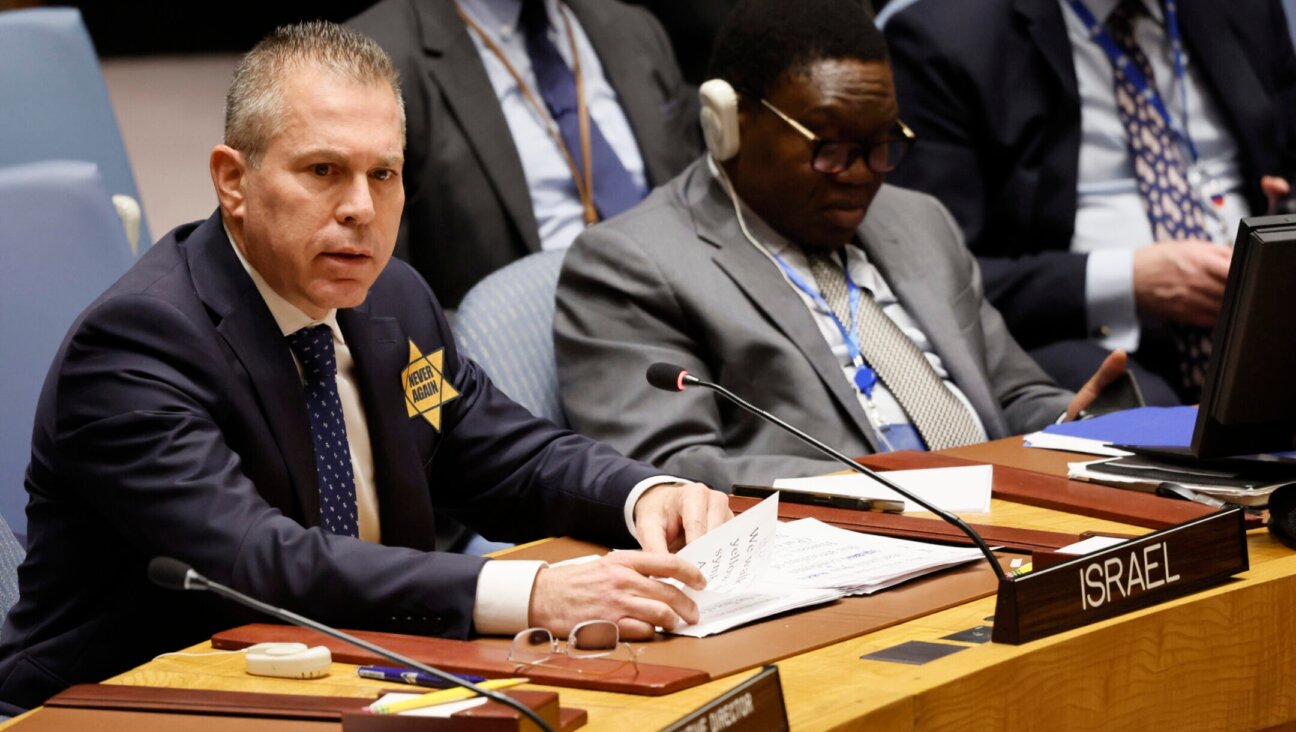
xmin=368 ymin=677 xmax=530 ymax=715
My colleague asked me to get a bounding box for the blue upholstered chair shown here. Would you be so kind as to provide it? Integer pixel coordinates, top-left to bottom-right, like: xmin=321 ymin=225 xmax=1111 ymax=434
xmin=0 ymin=514 xmax=24 ymax=635
xmin=451 ymin=251 xmax=569 ymax=555
xmin=0 ymin=7 xmax=149 ymax=252
xmin=454 ymin=250 xmax=570 ymax=427
xmin=0 ymin=161 xmax=136 ymax=544
xmin=0 ymin=513 xmax=21 ymax=719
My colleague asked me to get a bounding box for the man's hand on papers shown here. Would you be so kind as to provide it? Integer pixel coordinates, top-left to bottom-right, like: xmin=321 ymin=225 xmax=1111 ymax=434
xmin=634 ymin=481 xmax=733 ymax=553
xmin=528 ymin=552 xmax=706 ymax=639
xmin=1065 ymin=349 xmax=1128 ymax=422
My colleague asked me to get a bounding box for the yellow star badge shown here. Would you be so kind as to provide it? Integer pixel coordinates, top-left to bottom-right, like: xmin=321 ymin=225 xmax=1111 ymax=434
xmin=402 ymin=341 xmax=459 ymax=431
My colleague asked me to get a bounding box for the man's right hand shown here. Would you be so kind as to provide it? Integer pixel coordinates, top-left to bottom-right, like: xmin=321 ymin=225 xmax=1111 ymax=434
xmin=1132 ymin=240 xmax=1231 ymax=327
xmin=527 ymin=551 xmax=706 ymax=640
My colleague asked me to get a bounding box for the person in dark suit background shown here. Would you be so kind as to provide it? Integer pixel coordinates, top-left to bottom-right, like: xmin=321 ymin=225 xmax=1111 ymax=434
xmin=349 ymin=0 xmax=702 ymax=307
xmin=0 ymin=21 xmax=730 ymax=712
xmin=622 ymin=1 xmax=880 ymax=86
xmin=883 ymin=0 xmax=1296 ymax=404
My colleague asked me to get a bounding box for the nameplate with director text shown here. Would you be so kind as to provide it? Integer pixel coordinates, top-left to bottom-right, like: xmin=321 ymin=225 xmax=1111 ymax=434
xmin=992 ymin=508 xmax=1248 ymax=644
xmin=661 ymin=665 xmax=788 ymax=732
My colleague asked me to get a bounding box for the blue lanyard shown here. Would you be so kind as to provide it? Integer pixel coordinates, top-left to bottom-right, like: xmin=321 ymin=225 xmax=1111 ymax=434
xmin=767 ymin=249 xmax=879 ymax=398
xmin=1067 ymin=0 xmax=1199 ymax=163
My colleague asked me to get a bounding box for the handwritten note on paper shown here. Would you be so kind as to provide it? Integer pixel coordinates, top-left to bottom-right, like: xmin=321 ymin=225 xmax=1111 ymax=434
xmin=669 ymin=586 xmax=844 ymax=638
xmin=654 ymin=493 xmax=986 ymax=638
xmin=668 ymin=516 xmax=982 ymax=637
xmin=764 ymin=519 xmax=983 ymax=593
xmin=676 ymin=492 xmax=779 ymax=593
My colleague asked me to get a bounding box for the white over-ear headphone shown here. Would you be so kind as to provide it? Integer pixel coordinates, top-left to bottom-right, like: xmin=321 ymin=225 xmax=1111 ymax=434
xmin=699 ymin=79 xmax=740 ymax=162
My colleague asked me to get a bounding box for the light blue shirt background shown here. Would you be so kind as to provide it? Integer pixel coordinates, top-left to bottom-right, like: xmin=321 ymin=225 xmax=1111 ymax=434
xmin=459 ymin=0 xmax=648 ymax=251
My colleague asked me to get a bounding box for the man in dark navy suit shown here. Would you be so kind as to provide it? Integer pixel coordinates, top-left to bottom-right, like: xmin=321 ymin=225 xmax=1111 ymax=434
xmin=0 ymin=21 xmax=730 ymax=711
xmin=883 ymin=0 xmax=1296 ymax=403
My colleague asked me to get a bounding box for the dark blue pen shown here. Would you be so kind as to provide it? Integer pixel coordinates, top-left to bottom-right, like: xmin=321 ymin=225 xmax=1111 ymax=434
xmin=356 ymin=665 xmax=487 ymax=688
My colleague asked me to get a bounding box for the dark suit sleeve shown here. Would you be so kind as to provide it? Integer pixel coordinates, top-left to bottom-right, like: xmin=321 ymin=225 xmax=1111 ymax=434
xmin=885 ymin=11 xmax=1090 ymax=348
xmin=383 ymin=264 xmax=659 ymax=549
xmin=52 ymin=294 xmax=494 ymax=635
xmin=628 ymin=3 xmax=703 ymax=183
xmin=1262 ymin=0 xmax=1296 ymax=182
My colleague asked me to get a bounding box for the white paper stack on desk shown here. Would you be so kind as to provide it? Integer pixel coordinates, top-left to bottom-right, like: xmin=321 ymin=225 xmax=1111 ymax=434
xmin=666 ymin=495 xmax=983 ymax=637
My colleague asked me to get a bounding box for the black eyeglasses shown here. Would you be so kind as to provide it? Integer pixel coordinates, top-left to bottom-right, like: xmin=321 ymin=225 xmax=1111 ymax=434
xmin=760 ymin=98 xmax=915 ymax=175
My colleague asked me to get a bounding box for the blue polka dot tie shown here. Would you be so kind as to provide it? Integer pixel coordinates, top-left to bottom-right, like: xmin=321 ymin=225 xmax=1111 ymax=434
xmin=1107 ymin=0 xmax=1212 ymax=399
xmin=286 ymin=324 xmax=358 ymax=537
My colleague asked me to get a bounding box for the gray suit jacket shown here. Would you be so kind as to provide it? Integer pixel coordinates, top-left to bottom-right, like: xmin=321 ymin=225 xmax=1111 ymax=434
xmin=554 ymin=159 xmax=1072 ymax=490
xmin=350 ymin=0 xmax=701 ymax=306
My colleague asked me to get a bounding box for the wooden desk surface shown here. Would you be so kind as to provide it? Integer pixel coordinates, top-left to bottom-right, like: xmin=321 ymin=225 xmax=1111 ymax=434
xmin=9 ymin=438 xmax=1295 ymax=731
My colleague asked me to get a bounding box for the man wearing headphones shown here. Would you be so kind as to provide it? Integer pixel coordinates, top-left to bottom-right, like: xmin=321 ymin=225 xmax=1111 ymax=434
xmin=553 ymin=0 xmax=1124 ymax=491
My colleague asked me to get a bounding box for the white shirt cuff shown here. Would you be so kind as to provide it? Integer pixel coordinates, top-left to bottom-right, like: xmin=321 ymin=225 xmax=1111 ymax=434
xmin=471 ymin=559 xmax=546 ymax=635
xmin=1084 ymin=248 xmax=1140 ymax=351
xmin=623 ymin=475 xmax=687 ymax=545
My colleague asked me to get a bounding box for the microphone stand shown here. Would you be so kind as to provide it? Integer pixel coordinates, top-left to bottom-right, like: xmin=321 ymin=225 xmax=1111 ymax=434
xmin=655 ymin=368 xmax=1008 ymax=580
xmin=149 ymin=558 xmax=554 ymax=732
xmin=648 ymin=364 xmax=1252 ymax=645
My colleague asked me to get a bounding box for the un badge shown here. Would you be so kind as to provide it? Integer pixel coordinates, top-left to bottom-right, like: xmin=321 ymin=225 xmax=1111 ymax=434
xmin=402 ymin=341 xmax=459 ymax=431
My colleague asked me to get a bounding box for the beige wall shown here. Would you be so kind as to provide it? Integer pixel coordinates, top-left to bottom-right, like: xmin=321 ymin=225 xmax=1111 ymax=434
xmin=101 ymin=54 xmax=239 ymax=241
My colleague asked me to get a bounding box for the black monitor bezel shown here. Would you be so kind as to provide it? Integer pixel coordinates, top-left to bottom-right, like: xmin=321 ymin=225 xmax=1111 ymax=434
xmin=1191 ymin=214 xmax=1296 ymax=458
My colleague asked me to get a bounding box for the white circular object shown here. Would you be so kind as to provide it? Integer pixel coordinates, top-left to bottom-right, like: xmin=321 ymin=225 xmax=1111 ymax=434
xmin=244 ymin=642 xmax=332 ymax=679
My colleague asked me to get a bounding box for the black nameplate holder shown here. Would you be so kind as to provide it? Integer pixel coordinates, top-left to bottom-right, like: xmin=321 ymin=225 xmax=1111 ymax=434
xmin=992 ymin=508 xmax=1248 ymax=644
xmin=661 ymin=665 xmax=788 ymax=732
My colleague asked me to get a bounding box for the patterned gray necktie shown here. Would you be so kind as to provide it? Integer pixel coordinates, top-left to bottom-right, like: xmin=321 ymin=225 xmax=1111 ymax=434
xmin=809 ymin=251 xmax=983 ymax=450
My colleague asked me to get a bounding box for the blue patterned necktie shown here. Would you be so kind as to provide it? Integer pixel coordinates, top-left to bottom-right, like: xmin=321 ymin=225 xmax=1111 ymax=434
xmin=286 ymin=324 xmax=358 ymax=537
xmin=518 ymin=0 xmax=645 ymax=219
xmin=1106 ymin=0 xmax=1212 ymax=398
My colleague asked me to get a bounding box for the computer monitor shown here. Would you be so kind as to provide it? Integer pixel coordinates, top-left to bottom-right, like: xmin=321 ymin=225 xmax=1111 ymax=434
xmin=1191 ymin=214 xmax=1296 ymax=458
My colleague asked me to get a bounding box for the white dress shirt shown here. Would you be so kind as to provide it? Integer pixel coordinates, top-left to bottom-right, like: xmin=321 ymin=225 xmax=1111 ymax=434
xmin=226 ymin=225 xmax=678 ymax=634
xmin=459 ymin=0 xmax=648 ymax=251
xmin=1061 ymin=0 xmax=1249 ymax=350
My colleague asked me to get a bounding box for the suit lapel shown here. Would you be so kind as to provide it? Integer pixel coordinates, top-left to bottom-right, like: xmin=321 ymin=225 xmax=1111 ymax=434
xmin=569 ymin=0 xmax=668 ymax=186
xmin=417 ymin=1 xmax=541 ymax=251
xmin=687 ymin=166 xmax=880 ymax=450
xmin=337 ymin=306 xmax=438 ymax=551
xmin=1014 ymin=0 xmax=1078 ymax=101
xmin=185 ymin=212 xmax=321 ymax=524
xmin=858 ymin=199 xmax=1008 ymax=438
xmin=1176 ymin=0 xmax=1271 ymax=168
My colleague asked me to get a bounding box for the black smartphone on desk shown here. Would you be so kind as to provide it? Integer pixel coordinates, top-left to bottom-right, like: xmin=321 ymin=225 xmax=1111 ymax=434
xmin=732 ymin=484 xmax=905 ymax=513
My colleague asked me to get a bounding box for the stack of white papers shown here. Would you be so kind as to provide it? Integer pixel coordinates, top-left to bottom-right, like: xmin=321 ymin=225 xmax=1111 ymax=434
xmin=1022 ymin=431 xmax=1132 ymax=457
xmin=762 ymin=518 xmax=986 ymax=596
xmin=666 ymin=495 xmax=984 ymax=637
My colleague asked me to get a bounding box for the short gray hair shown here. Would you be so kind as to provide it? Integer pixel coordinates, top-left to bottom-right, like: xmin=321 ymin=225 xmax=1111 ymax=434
xmin=224 ymin=21 xmax=405 ymax=166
